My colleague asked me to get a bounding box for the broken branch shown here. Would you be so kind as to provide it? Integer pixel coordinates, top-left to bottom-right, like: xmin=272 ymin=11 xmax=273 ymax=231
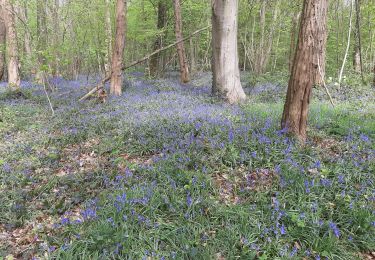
xmin=79 ymin=26 xmax=210 ymax=101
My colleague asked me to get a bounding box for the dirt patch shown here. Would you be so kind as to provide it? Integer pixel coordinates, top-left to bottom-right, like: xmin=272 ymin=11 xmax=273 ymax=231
xmin=311 ymin=135 xmax=344 ymax=158
xmin=213 ymin=166 xmax=277 ymax=205
xmin=360 ymin=252 xmax=375 ymax=260
xmin=57 ymin=138 xmax=108 ymax=176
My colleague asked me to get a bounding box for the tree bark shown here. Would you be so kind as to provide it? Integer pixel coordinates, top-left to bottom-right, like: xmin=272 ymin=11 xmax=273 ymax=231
xmin=353 ymin=0 xmax=364 ymax=81
xmin=289 ymin=11 xmax=301 ymax=72
xmin=110 ymin=0 xmax=127 ymax=96
xmin=149 ymin=1 xmax=167 ymax=77
xmin=173 ymin=0 xmax=190 ymax=83
xmin=19 ymin=2 xmax=32 ymax=58
xmin=36 ymin=0 xmax=48 ymax=82
xmin=211 ymin=0 xmax=246 ymax=104
xmin=281 ymin=0 xmax=328 ymax=143
xmin=0 ymin=4 xmax=5 ymax=81
xmin=104 ymin=0 xmax=113 ymax=75
xmin=2 ymin=0 xmax=21 ymax=89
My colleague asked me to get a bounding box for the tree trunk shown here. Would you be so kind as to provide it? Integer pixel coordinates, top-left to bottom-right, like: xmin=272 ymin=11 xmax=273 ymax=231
xmin=149 ymin=1 xmax=167 ymax=77
xmin=289 ymin=12 xmax=301 ymax=72
xmin=211 ymin=0 xmax=246 ymax=104
xmin=281 ymin=0 xmax=328 ymax=143
xmin=189 ymin=37 xmax=196 ymax=74
xmin=104 ymin=0 xmax=113 ymax=75
xmin=254 ymin=0 xmax=266 ymax=75
xmin=0 ymin=4 xmax=5 ymax=81
xmin=110 ymin=0 xmax=127 ymax=96
xmin=338 ymin=0 xmax=354 ymax=86
xmin=36 ymin=0 xmax=48 ymax=82
xmin=2 ymin=0 xmax=21 ymax=89
xmin=373 ymin=63 xmax=375 ymax=87
xmin=353 ymin=0 xmax=364 ymax=81
xmin=52 ymin=0 xmax=60 ymax=76
xmin=20 ymin=2 xmax=32 ymax=58
xmin=173 ymin=0 xmax=189 ymax=83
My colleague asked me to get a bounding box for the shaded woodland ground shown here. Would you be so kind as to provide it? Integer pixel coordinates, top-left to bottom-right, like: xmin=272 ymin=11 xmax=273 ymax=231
xmin=0 ymin=72 xmax=374 ymax=259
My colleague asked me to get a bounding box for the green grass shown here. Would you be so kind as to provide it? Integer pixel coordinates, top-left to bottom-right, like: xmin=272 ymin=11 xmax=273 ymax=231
xmin=0 ymin=81 xmax=374 ymax=260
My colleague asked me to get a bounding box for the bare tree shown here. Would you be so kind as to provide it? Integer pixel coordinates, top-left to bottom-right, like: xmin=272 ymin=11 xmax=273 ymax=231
xmin=353 ymin=0 xmax=364 ymax=81
xmin=104 ymin=0 xmax=112 ymax=75
xmin=211 ymin=0 xmax=246 ymax=104
xmin=2 ymin=0 xmax=21 ymax=89
xmin=338 ymin=0 xmax=354 ymax=86
xmin=149 ymin=1 xmax=167 ymax=77
xmin=0 ymin=4 xmax=5 ymax=81
xmin=110 ymin=0 xmax=127 ymax=96
xmin=173 ymin=0 xmax=190 ymax=83
xmin=281 ymin=0 xmax=328 ymax=142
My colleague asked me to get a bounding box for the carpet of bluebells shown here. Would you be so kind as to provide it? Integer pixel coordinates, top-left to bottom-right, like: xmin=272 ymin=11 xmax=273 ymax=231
xmin=0 ymin=72 xmax=374 ymax=259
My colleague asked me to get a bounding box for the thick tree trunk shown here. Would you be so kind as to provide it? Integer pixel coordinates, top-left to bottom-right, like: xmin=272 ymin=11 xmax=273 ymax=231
xmin=149 ymin=1 xmax=167 ymax=77
xmin=110 ymin=0 xmax=127 ymax=96
xmin=2 ymin=0 xmax=21 ymax=89
xmin=0 ymin=5 xmax=5 ymax=81
xmin=173 ymin=0 xmax=190 ymax=83
xmin=211 ymin=0 xmax=246 ymax=104
xmin=104 ymin=0 xmax=112 ymax=75
xmin=281 ymin=0 xmax=328 ymax=143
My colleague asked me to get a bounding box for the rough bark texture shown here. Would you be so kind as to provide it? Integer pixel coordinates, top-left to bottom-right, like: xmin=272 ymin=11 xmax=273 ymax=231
xmin=289 ymin=12 xmax=301 ymax=72
xmin=373 ymin=63 xmax=375 ymax=87
xmin=0 ymin=4 xmax=5 ymax=81
xmin=211 ymin=0 xmax=246 ymax=104
xmin=110 ymin=0 xmax=127 ymax=96
xmin=149 ymin=1 xmax=167 ymax=77
xmin=173 ymin=0 xmax=189 ymax=83
xmin=2 ymin=0 xmax=21 ymax=89
xmin=281 ymin=0 xmax=328 ymax=143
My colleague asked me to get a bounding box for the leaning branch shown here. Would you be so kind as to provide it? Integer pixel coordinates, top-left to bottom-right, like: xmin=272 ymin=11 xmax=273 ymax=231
xmin=79 ymin=26 xmax=210 ymax=101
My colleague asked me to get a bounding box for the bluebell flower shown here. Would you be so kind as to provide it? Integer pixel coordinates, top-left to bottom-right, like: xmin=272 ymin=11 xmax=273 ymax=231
xmin=329 ymin=221 xmax=340 ymax=238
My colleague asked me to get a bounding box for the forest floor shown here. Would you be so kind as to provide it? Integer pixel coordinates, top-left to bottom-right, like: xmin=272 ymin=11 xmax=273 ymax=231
xmin=0 ymin=72 xmax=374 ymax=259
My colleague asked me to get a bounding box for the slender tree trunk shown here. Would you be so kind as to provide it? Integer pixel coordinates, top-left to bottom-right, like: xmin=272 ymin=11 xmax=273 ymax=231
xmin=281 ymin=0 xmax=328 ymax=143
xmin=338 ymin=0 xmax=354 ymax=86
xmin=173 ymin=0 xmax=189 ymax=83
xmin=52 ymin=0 xmax=60 ymax=76
xmin=2 ymin=0 xmax=21 ymax=89
xmin=36 ymin=0 xmax=47 ymax=82
xmin=0 ymin=4 xmax=6 ymax=81
xmin=189 ymin=37 xmax=196 ymax=74
xmin=211 ymin=0 xmax=246 ymax=104
xmin=149 ymin=1 xmax=167 ymax=77
xmin=110 ymin=0 xmax=127 ymax=96
xmin=104 ymin=0 xmax=112 ymax=75
xmin=289 ymin=11 xmax=301 ymax=72
xmin=254 ymin=0 xmax=266 ymax=75
xmin=353 ymin=0 xmax=364 ymax=81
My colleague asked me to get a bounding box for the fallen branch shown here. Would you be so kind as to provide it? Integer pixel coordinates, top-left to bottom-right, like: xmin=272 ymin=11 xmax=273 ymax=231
xmin=79 ymin=26 xmax=210 ymax=101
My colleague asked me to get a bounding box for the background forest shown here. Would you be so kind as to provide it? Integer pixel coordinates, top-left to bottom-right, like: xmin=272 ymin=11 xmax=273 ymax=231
xmin=0 ymin=0 xmax=374 ymax=259
xmin=0 ymin=0 xmax=374 ymax=82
